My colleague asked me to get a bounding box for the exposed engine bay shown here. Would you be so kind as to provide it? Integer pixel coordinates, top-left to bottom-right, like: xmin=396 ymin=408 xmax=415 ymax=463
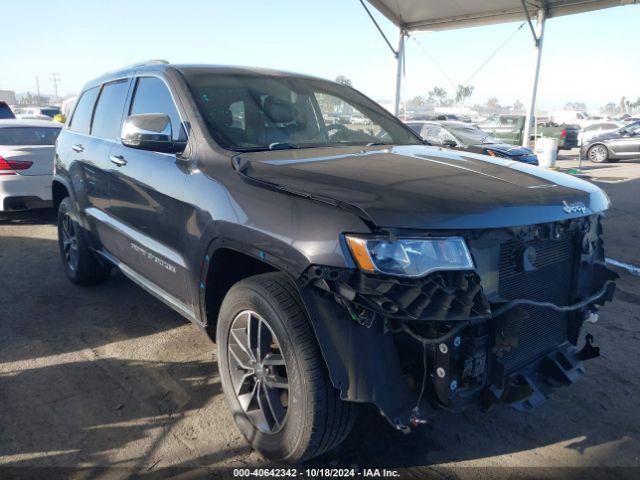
xmin=297 ymin=214 xmax=618 ymax=431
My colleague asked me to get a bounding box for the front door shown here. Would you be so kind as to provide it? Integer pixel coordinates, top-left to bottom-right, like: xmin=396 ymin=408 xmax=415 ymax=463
xmin=104 ymin=75 xmax=192 ymax=305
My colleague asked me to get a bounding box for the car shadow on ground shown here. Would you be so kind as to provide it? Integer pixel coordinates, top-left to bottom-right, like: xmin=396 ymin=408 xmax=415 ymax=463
xmin=0 ymin=233 xmax=188 ymax=363
xmin=0 ymin=208 xmax=56 ymax=225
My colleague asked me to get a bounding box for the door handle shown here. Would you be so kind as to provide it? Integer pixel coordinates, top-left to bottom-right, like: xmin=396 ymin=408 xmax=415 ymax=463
xmin=72 ymin=144 xmax=84 ymax=153
xmin=110 ymin=155 xmax=127 ymax=167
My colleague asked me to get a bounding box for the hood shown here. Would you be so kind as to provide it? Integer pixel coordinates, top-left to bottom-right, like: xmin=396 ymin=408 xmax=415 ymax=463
xmin=237 ymin=145 xmax=609 ymax=230
xmin=481 ymin=143 xmax=533 ymax=156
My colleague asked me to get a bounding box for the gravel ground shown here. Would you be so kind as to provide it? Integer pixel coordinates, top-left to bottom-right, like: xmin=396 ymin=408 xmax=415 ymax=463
xmin=1 ymin=157 xmax=639 ymax=479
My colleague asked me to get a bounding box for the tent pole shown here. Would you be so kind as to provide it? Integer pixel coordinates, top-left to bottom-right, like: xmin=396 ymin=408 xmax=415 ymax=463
xmin=522 ymin=8 xmax=546 ymax=147
xmin=394 ymin=29 xmax=405 ymax=117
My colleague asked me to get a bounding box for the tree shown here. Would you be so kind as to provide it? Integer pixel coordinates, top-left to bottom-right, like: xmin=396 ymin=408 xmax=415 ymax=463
xmin=601 ymin=102 xmax=617 ymax=116
xmin=406 ymin=96 xmax=427 ymax=108
xmin=512 ymin=100 xmax=525 ymax=113
xmin=427 ymin=86 xmax=448 ymax=107
xmin=485 ymin=97 xmax=500 ymax=111
xmin=454 ymin=85 xmax=474 ymax=105
xmin=564 ymin=101 xmax=587 ymax=111
xmin=334 ymin=75 xmax=352 ymax=87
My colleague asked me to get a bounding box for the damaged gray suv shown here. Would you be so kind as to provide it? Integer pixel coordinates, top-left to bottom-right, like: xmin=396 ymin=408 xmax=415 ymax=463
xmin=53 ymin=60 xmax=617 ymax=462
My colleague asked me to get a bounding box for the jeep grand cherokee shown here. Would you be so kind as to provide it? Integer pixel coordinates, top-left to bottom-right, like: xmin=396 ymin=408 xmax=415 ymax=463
xmin=53 ymin=60 xmax=617 ymax=462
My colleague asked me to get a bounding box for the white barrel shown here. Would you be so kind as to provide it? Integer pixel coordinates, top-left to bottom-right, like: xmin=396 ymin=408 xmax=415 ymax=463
xmin=535 ymin=137 xmax=559 ymax=168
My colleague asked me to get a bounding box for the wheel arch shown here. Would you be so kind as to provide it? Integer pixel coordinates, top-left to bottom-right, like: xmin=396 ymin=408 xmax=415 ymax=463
xmin=52 ymin=178 xmax=70 ymax=212
xmin=200 ymin=246 xmax=285 ymax=341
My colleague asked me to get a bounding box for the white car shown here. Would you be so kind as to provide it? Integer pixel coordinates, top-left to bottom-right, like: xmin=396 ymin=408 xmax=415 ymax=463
xmin=578 ymin=121 xmax=624 ymax=146
xmin=0 ymin=120 xmax=61 ymax=212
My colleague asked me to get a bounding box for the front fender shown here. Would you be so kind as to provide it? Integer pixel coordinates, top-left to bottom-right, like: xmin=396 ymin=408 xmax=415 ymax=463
xmin=296 ymin=282 xmax=418 ymax=430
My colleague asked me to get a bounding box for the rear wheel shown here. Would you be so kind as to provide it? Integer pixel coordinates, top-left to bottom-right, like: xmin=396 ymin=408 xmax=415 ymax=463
xmin=217 ymin=272 xmax=355 ymax=462
xmin=57 ymin=197 xmax=111 ymax=285
xmin=587 ymin=144 xmax=609 ymax=163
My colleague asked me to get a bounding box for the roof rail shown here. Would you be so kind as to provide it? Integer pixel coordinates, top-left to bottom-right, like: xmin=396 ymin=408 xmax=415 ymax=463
xmin=104 ymin=59 xmax=170 ymax=76
xmin=120 ymin=59 xmax=169 ymax=69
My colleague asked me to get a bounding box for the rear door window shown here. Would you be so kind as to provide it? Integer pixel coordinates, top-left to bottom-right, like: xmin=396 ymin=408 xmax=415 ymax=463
xmin=0 ymin=127 xmax=61 ymax=145
xmin=68 ymin=87 xmax=100 ymax=134
xmin=129 ymin=77 xmax=184 ymax=141
xmin=91 ymin=79 xmax=131 ymax=140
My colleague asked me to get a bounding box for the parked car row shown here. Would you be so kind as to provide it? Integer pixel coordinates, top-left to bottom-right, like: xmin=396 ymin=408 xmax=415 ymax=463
xmin=580 ymin=120 xmax=640 ymax=163
xmin=578 ymin=121 xmax=625 ymax=146
xmin=406 ymin=116 xmax=640 ymax=164
xmin=13 ymin=105 xmax=61 ymax=120
xmin=405 ymin=120 xmax=539 ymax=165
xmin=477 ymin=115 xmax=579 ymax=151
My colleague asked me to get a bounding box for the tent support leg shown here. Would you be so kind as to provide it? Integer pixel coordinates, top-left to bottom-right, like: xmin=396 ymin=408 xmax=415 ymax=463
xmin=394 ymin=30 xmax=406 ymax=117
xmin=522 ymin=8 xmax=546 ymax=147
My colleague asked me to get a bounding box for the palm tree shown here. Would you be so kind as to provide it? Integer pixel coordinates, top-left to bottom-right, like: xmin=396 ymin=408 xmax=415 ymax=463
xmin=455 ymin=85 xmax=474 ymax=105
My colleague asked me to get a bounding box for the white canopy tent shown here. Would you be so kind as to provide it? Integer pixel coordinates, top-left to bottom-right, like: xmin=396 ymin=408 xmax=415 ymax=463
xmin=364 ymin=0 xmax=638 ymax=146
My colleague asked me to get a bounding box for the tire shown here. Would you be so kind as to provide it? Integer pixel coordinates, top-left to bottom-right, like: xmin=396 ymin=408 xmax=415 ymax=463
xmin=587 ymin=144 xmax=609 ymax=163
xmin=217 ymin=272 xmax=355 ymax=462
xmin=57 ymin=197 xmax=111 ymax=285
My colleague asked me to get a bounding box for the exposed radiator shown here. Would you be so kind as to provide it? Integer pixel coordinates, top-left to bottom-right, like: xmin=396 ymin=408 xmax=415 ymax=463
xmin=497 ymin=237 xmax=575 ymax=372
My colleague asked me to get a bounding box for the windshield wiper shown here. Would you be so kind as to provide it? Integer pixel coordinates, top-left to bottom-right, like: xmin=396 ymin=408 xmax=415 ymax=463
xmin=268 ymin=142 xmax=300 ymax=150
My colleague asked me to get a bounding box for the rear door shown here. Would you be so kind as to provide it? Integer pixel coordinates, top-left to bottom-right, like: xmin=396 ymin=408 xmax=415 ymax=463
xmin=103 ymin=75 xmax=192 ymax=304
xmin=56 ymin=86 xmax=111 ymax=215
xmin=0 ymin=126 xmax=60 ymax=175
xmin=79 ymin=78 xmax=134 ymax=247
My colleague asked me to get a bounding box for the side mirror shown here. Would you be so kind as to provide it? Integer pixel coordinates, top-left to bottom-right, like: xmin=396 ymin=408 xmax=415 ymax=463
xmin=442 ymin=139 xmax=457 ymax=147
xmin=121 ymin=113 xmax=185 ymax=154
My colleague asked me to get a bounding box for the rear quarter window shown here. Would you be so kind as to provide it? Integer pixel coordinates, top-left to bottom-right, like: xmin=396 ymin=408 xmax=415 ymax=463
xmin=0 ymin=127 xmax=61 ymax=145
xmin=68 ymin=87 xmax=100 ymax=134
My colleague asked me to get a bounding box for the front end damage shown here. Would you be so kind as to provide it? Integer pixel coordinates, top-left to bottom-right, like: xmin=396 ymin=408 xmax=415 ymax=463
xmin=296 ymin=214 xmax=618 ymax=432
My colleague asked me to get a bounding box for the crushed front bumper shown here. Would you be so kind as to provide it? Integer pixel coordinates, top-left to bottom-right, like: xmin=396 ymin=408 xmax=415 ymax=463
xmin=296 ymin=215 xmax=618 ymax=431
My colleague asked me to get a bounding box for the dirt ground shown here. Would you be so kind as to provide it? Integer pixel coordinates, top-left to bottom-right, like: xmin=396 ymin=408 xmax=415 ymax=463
xmin=1 ymin=152 xmax=639 ymax=479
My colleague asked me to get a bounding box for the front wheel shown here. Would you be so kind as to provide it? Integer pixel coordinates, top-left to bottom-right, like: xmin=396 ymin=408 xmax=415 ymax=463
xmin=587 ymin=144 xmax=609 ymax=163
xmin=217 ymin=272 xmax=355 ymax=462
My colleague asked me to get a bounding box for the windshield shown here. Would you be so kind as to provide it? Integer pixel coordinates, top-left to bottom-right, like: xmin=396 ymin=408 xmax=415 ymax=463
xmin=621 ymin=120 xmax=640 ymax=134
xmin=450 ymin=126 xmax=498 ymax=145
xmin=181 ymin=71 xmax=422 ymax=151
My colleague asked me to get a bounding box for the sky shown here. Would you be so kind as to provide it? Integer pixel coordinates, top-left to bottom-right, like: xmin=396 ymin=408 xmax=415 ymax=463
xmin=1 ymin=0 xmax=638 ymax=112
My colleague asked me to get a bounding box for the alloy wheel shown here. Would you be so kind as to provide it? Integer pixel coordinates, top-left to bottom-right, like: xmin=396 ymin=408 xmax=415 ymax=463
xmin=588 ymin=145 xmax=607 ymax=162
xmin=61 ymin=213 xmax=79 ymax=272
xmin=228 ymin=310 xmax=289 ymax=434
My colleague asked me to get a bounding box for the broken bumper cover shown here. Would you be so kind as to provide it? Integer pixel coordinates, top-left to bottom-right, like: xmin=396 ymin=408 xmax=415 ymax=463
xmin=296 ymin=216 xmax=618 ymax=432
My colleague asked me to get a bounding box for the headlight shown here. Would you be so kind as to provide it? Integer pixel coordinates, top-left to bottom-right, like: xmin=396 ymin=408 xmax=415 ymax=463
xmin=345 ymin=235 xmax=474 ymax=277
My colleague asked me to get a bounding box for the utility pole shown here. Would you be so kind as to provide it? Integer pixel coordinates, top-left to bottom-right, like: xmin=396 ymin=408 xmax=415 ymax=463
xmin=522 ymin=7 xmax=546 ymax=147
xmin=35 ymin=76 xmax=41 ymax=106
xmin=49 ymin=73 xmax=61 ymax=102
xmin=394 ymin=29 xmax=406 ymax=118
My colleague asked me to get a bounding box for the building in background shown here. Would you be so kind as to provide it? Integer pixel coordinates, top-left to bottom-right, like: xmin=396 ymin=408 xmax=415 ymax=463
xmin=0 ymin=90 xmax=17 ymax=105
